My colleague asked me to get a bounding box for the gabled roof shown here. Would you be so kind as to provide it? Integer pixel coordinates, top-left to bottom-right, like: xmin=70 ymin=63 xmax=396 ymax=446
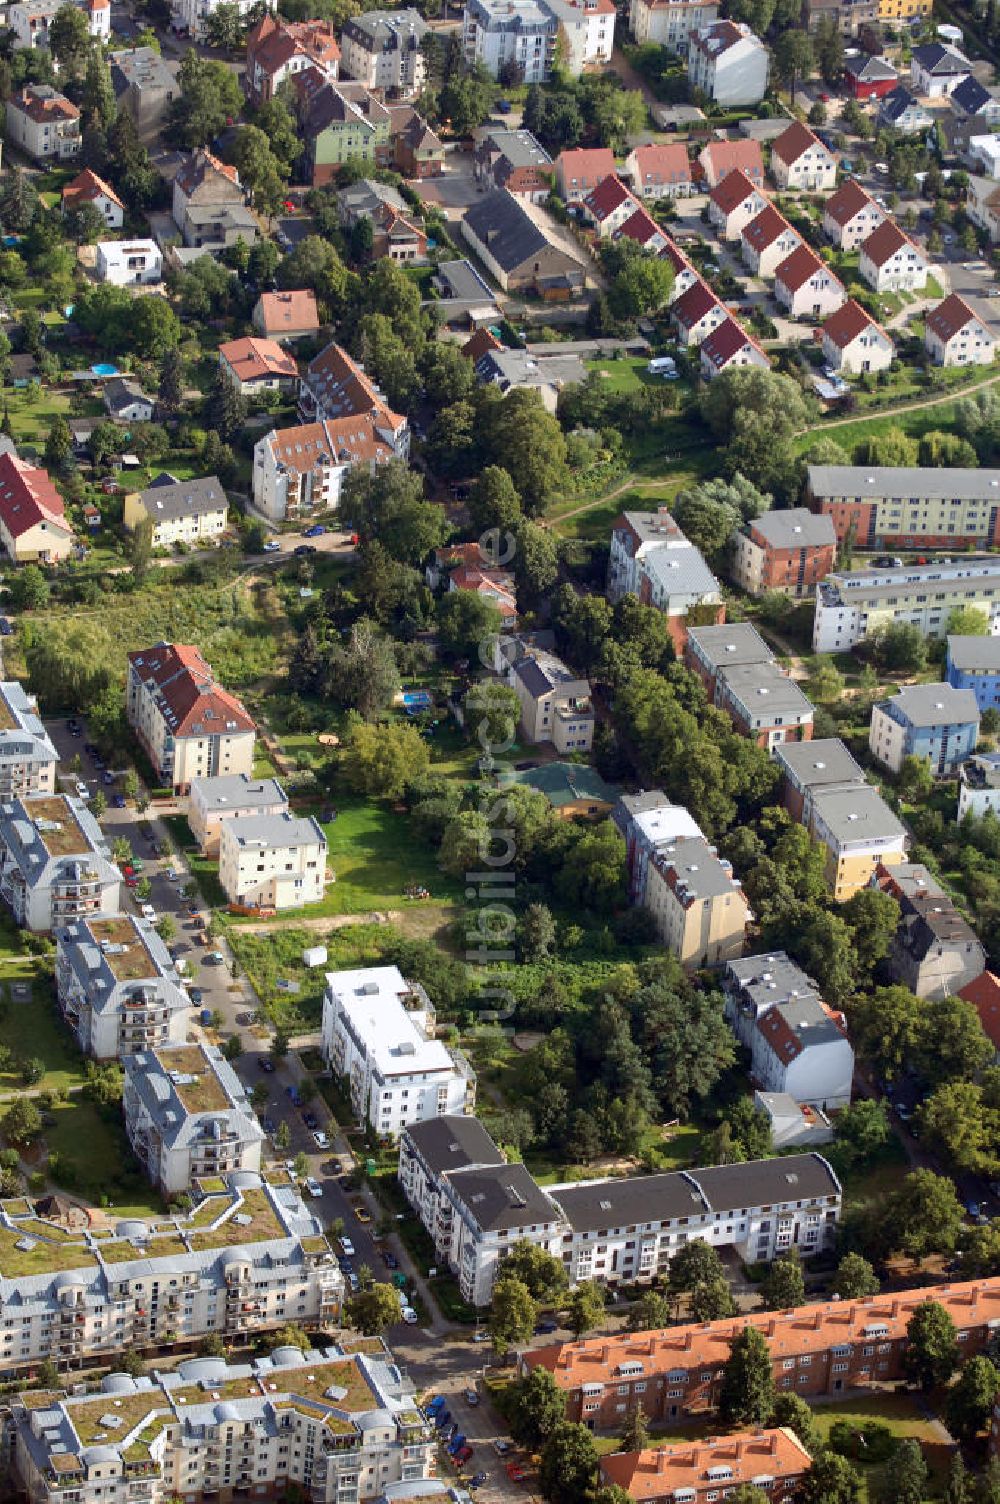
xmin=699 ymin=139 xmax=763 ymax=181
xmin=881 ymin=86 xmax=927 ymax=122
xmin=127 ymin=643 xmax=256 ymax=739
xmin=701 ymin=316 xmax=766 ymax=371
xmin=555 ymin=146 xmax=616 ymax=188
xmin=62 ymin=168 xmax=123 ymax=213
xmin=629 ymin=141 xmax=691 ymax=185
xmin=0 ymin=454 xmax=70 ymax=540
xmin=822 ymin=297 xmax=890 ymax=350
xmin=303 ymin=341 xmax=402 ymax=429
xmin=174 ymin=148 xmax=240 ymax=199
xmin=742 ymin=202 xmax=795 ymax=253
xmin=861 ymin=217 xmax=925 ymax=269
xmin=951 ymin=73 xmax=993 ymax=113
xmin=10 ymin=84 xmax=78 ymax=124
xmin=960 ymin=971 xmax=1000 ymax=1050
xmin=247 ymin=14 xmax=340 ymax=78
xmin=615 ymin=206 xmax=666 ymax=249
xmin=772 ymin=120 xmax=828 ymax=166
xmin=133 ymin=474 xmax=227 ymax=524
xmin=672 ymin=277 xmax=720 ymax=328
xmin=463 ymin=188 xmax=586 ymax=276
xmin=845 ymin=52 xmax=897 ymax=82
xmin=824 ymin=176 xmax=878 ymax=227
xmin=912 ymin=40 xmax=969 ymax=74
xmin=264 ymin=415 xmax=397 ymax=476
xmin=584 ymin=173 xmax=637 ymax=220
xmin=461 ymin=327 xmax=503 ymax=362
xmin=708 ymin=167 xmax=761 ymax=213
xmin=219 ymin=337 xmax=298 ymax=384
xmin=775 ymin=243 xmax=832 ymax=293
xmin=925 ymin=291 xmax=986 ymax=341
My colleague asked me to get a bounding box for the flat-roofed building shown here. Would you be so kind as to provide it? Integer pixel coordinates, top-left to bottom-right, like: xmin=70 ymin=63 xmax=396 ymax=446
xmin=218 ymin=813 xmax=326 ymax=911
xmin=869 ymin=681 xmax=980 ymax=776
xmin=188 ymin=772 xmax=288 ymax=854
xmin=0 ymin=681 xmax=57 ymax=799
xmin=0 ymin=794 xmax=119 ymax=931
xmin=809 ymin=782 xmax=908 ymax=898
xmin=813 ymin=559 xmax=1000 ymax=652
xmin=774 ymin=736 xmax=866 ymax=825
xmin=959 ymin=750 xmax=1000 ymax=820
xmin=807 ymin=464 xmax=1000 ymax=551
xmin=684 ymin=622 xmax=773 ymax=701
xmin=644 ymin=834 xmax=752 ymax=968
xmin=948 ymin=634 xmax=1000 ymax=711
xmin=732 ymin=508 xmax=837 ymax=597
xmin=714 ymin=661 xmax=815 ymax=750
xmin=56 ymin=914 xmax=189 ymax=1059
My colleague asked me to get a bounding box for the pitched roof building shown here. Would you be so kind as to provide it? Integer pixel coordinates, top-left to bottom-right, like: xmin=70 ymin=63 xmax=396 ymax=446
xmin=126 ymin=642 xmax=256 ymax=792
xmin=60 ymin=168 xmax=123 ymax=227
xmin=218 ymin=336 xmax=299 ymax=395
xmin=252 ymin=289 xmax=320 ymax=341
xmin=821 ymin=298 xmax=894 ymax=375
xmin=0 ymin=453 xmax=74 ymax=564
xmin=600 ymin=1430 xmax=813 ymax=1503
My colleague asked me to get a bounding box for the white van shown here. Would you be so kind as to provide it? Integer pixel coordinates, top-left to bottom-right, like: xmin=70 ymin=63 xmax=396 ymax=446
xmin=648 ymin=356 xmax=676 ymax=375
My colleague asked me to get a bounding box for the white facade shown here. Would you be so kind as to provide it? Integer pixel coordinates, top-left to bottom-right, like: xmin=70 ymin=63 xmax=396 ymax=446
xmin=341 ymin=9 xmax=426 ymax=93
xmin=775 ymin=255 xmax=846 ymax=319
xmin=56 ymin=914 xmax=190 ymax=1060
xmin=218 ymin=812 xmax=326 ymax=911
xmin=687 ymin=20 xmax=768 ymax=105
xmin=0 ymin=681 xmax=57 ymax=800
xmin=822 ymin=318 xmax=894 ymax=375
xmin=959 ymin=753 xmax=1000 ymax=820
xmin=173 ymin=0 xmax=259 ymax=39
xmin=0 ymin=794 xmax=119 ymax=932
xmin=926 ymin=308 xmax=997 ymax=367
xmin=814 ymin=560 xmax=1000 ymax=653
xmin=8 ymin=0 xmax=108 ymax=48
xmin=771 ymin=133 xmax=837 ymax=191
xmin=126 ymin=643 xmax=256 ymax=793
xmin=629 ymin=0 xmax=718 ymax=52
xmin=189 ymin=773 xmax=289 ymax=855
xmin=94 ymin=240 xmax=162 ymax=286
xmin=823 ymin=194 xmax=886 ymax=251
xmin=724 ymin=954 xmax=853 ymax=1112
xmin=5 ymin=86 xmax=79 ymax=161
xmin=860 ymin=231 xmax=929 ymax=293
xmin=321 ymin=966 xmax=476 ymax=1139
xmin=740 ymin=215 xmax=802 ymax=278
xmin=462 ymin=0 xmax=554 ymax=82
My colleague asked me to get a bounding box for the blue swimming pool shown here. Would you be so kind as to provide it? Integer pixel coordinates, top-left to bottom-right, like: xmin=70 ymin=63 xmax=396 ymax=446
xmin=401 ymin=690 xmax=432 ymax=710
xmin=91 ymin=363 xmax=119 ymax=378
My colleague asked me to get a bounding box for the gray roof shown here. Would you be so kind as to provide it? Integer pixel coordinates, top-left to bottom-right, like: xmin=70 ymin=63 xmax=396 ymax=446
xmin=0 ymin=794 xmax=118 ymax=894
xmin=0 ymin=682 xmax=56 ymax=768
xmin=718 ymin=661 xmax=815 ymax=721
xmin=446 ymin=1163 xmax=561 ymax=1233
xmin=807 ymin=463 xmax=1000 ymax=502
xmin=223 ymin=812 xmax=326 ymax=850
xmin=725 ymin=951 xmax=822 ymax=1012
xmin=134 ymin=473 xmax=226 ymax=524
xmin=109 ymin=46 xmax=178 ymax=94
xmin=758 ymin=995 xmax=847 ymax=1054
xmin=687 ymin=622 xmax=774 ymax=673
xmin=337 ymin=179 xmax=407 ymax=219
xmin=962 ymin=751 xmax=1000 ymax=790
xmin=552 ymin=1172 xmax=710 ymax=1234
xmin=749 ymin=507 xmax=836 ymax=549
xmin=948 ymin=634 xmax=1000 ymax=672
xmin=913 ymin=41 xmax=969 ymax=73
xmin=480 ymin=128 xmax=552 ymax=170
xmin=512 ymin=649 xmax=587 ymax=699
xmin=651 ymin=834 xmax=743 ymax=902
xmin=876 ymin=681 xmax=980 ymax=727
xmin=880 ymin=88 xmax=928 ymax=122
xmin=476 ymin=348 xmax=587 ymax=390
xmin=952 ymin=74 xmax=995 ymax=114
xmin=404 ymin=1115 xmax=505 ymax=1176
xmin=105 ymin=377 xmax=152 ymax=414
xmin=434 ymin=257 xmax=495 ymax=302
xmin=124 ymin=1043 xmax=263 ymax=1153
xmin=689 ymin=1152 xmax=840 ymax=1213
xmin=463 ymin=189 xmax=580 ymax=276
xmin=57 ymin=915 xmax=189 ymax=1022
xmin=342 ymin=7 xmax=427 ymax=47
xmin=819 ymin=557 xmax=1000 ymax=608
xmin=810 ymin=783 xmax=907 ymax=846
xmin=774 ymin=738 xmax=866 ymax=793
xmin=189 ymin=773 xmax=287 ymax=814
xmin=642 ymin=540 xmax=720 ymax=601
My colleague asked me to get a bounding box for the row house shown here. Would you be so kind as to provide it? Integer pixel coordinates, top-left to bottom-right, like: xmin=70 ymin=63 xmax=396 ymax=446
xmin=871 ymin=860 xmax=986 ymax=1000
xmin=741 ymin=203 xmax=802 ymax=278
xmin=732 ymin=508 xmax=836 ymax=598
xmin=671 ymin=279 xmax=725 ymax=345
xmin=0 ymin=794 xmax=119 ymax=932
xmin=582 ymin=174 xmax=640 ymax=237
xmin=623 ymin=141 xmax=694 ymax=199
xmin=0 ymin=1175 xmax=342 ymax=1374
xmin=823 ymin=177 xmax=886 ymax=251
xmin=9 ymin=1341 xmax=431 ymax=1504
xmin=698 ymin=137 xmax=763 ymax=190
xmin=628 ymin=0 xmax=719 ymax=52
xmin=723 ymin=953 xmax=854 ymax=1110
xmin=600 ymin=1431 xmax=812 ymax=1504
xmin=924 ymin=292 xmax=996 ymax=367
xmin=869 ymin=681 xmax=980 ymax=777
xmin=806 ymin=463 xmax=1000 ymax=551
xmin=123 ymin=1042 xmax=264 ymax=1194
xmin=699 ymin=318 xmax=769 ymax=380
xmin=948 ymin=634 xmax=1000 ymax=713
xmin=770 ymin=121 xmax=837 ymax=192
xmin=218 ymin=812 xmax=327 ymax=912
xmin=0 ymin=681 xmax=57 ymax=800
xmin=707 ymin=168 xmax=767 ymax=241
xmin=774 ymin=244 xmax=845 ymax=320
xmin=524 ymin=1277 xmax=1000 ymax=1428
xmin=554 ymin=145 xmax=615 ymax=203
xmin=859 ymin=219 xmax=930 ymax=293
xmin=126 ymin=642 xmax=256 ymax=793
xmin=321 ymin=965 xmax=476 ymax=1139
xmin=188 ymin=772 xmax=289 ymax=855
xmin=56 ymin=913 xmax=189 ymax=1060
xmin=821 ymin=299 xmax=894 ymax=376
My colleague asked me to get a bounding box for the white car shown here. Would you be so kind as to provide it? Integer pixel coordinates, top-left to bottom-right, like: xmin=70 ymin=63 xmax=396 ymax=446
xmin=75 ymin=781 xmax=89 ymax=798
xmin=312 ymin=1129 xmax=329 ymax=1149
xmin=401 ymin=1306 xmax=418 ymax=1324
xmin=263 ymin=540 xmax=281 ymax=553
xmin=140 ymin=903 xmax=156 ymax=920
xmin=340 ymin=1236 xmax=356 ymax=1257
xmin=305 ymin=1177 xmax=323 ymax=1199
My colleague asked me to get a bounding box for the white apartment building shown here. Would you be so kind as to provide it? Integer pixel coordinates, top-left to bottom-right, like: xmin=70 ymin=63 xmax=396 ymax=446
xmin=188 ymin=773 xmax=288 ymax=855
xmin=123 ymin=1042 xmax=264 ymax=1194
xmin=340 ymin=9 xmax=427 ymax=93
xmin=606 ymin=508 xmax=722 ymax=634
xmin=813 ymin=559 xmax=1000 ymax=652
xmin=0 ymin=681 xmax=57 ymax=800
xmin=537 ymin=0 xmax=616 ymax=74
xmin=123 ymin=474 xmax=228 ymax=549
xmin=321 ymin=966 xmax=476 ymax=1139
xmin=94 ymin=239 xmax=162 ymax=286
xmin=687 ymin=20 xmax=768 ymax=106
xmin=56 ymin=914 xmax=190 ymax=1060
xmin=5 ymin=85 xmax=80 ymax=162
xmin=629 ymin=0 xmax=719 ymax=53
xmin=252 ymin=414 xmax=406 ymax=523
xmin=960 ymin=752 xmax=1000 ymax=821
xmin=462 ymin=0 xmax=554 ymax=81
xmin=399 ymin=1116 xmax=842 ymax=1304
xmin=9 ymin=1341 xmax=432 ymax=1504
xmin=218 ymin=813 xmax=326 ymax=911
xmin=8 ymin=0 xmax=108 ymax=48
xmin=126 ymin=643 xmax=256 ymax=793
xmin=0 ymin=794 xmax=119 ymax=932
xmin=724 ymin=953 xmax=854 ymax=1111
xmin=0 ymin=1174 xmax=342 ymax=1375
xmin=174 ymin=0 xmax=259 ymax=39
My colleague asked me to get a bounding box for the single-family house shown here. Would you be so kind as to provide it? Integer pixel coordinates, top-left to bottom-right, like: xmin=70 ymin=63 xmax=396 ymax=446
xmin=911 ymin=41 xmax=970 ymax=98
xmin=670 ymin=278 xmax=726 ymax=345
xmin=581 ymin=174 xmax=641 ymax=236
xmin=707 ymin=167 xmax=767 ymax=239
xmin=5 ymin=85 xmax=79 ymax=162
xmin=94 ymin=239 xmax=162 ymax=286
xmin=821 ymin=298 xmax=894 ymax=374
xmin=171 ymin=148 xmax=255 ymax=251
xmin=623 ymin=141 xmax=694 ymax=199
xmin=509 ymin=648 xmax=594 ymax=753
xmin=843 ymin=52 xmax=898 ymax=99
xmin=103 ymin=378 xmax=155 ymax=423
xmin=252 ymin=289 xmax=320 ymax=342
xmin=699 ymin=317 xmax=770 ymax=379
xmin=879 ymin=86 xmax=932 ymax=133
xmin=615 ymin=205 xmax=671 ymax=255
xmin=698 ymin=137 xmax=764 ymax=189
xmin=740 ymin=203 xmax=802 ymax=277
xmin=61 ymin=168 xmax=123 ymax=228
xmin=474 ymin=128 xmax=552 ymax=202
xmin=872 ymin=861 xmax=986 ymax=999
xmin=966 ymin=174 xmax=1000 ymax=243
xmin=770 ymin=121 xmax=837 ymax=191
xmin=245 ymin=13 xmax=340 ymax=104
xmin=774 ymin=244 xmax=846 ymax=319
xmin=860 ymin=218 xmax=929 ymax=292
xmin=951 ymin=73 xmax=1000 ymax=122
xmin=0 ymin=454 xmax=74 ymax=564
xmin=218 ymin=337 xmax=299 ymax=398
xmin=389 ymin=105 xmax=445 ymax=178
xmin=924 ymin=292 xmax=997 ymax=366
xmin=822 ymin=177 xmax=886 ymax=249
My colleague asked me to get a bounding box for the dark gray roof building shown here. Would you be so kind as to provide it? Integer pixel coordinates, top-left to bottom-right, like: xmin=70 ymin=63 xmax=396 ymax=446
xmin=404 ymin=1115 xmax=505 ymax=1177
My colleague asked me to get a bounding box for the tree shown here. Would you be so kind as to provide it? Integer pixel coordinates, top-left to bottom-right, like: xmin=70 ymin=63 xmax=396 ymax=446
xmin=944 ymin=1453 xmax=971 ymax=1504
xmin=762 ymin=1250 xmax=805 ymax=1311
xmin=128 ymin=518 xmax=155 ymax=585
xmin=602 ymin=239 xmax=675 ymax=321
xmin=832 ymin=1252 xmax=879 ymax=1301
xmin=158 ymin=347 xmax=184 ymax=415
xmin=437 ymin=592 xmax=503 ymax=664
xmin=671 ymin=474 xmax=769 ymax=562
xmin=918 ymin=1078 xmax=999 ymax=1173
xmin=230 ymin=125 xmax=287 ymax=213
xmin=499 ymin=1240 xmax=567 ymax=1303
xmin=948 ymin=605 xmax=990 ymax=636
xmin=48 ymin=3 xmax=92 ymax=74
xmin=620 ymin=1403 xmax=649 ymax=1455
xmin=769 ymin=1393 xmax=820 ymax=1454
xmin=509 ymin=1366 xmax=566 ymax=1447
xmin=880 ymin=1169 xmax=965 ymax=1259
xmin=171 ymin=51 xmax=244 ymax=147
xmin=514 ymin=520 xmax=559 ymax=605
xmin=468 ymin=466 xmax=522 ymax=534
xmin=8 ymin=565 xmax=49 ymax=612
xmin=897 ymin=753 xmax=933 ymax=804
xmin=700 ymin=368 xmax=812 ymax=493
xmin=21 ymin=1057 xmax=43 ymax=1087
xmin=44 ymin=415 xmax=72 ymax=472
xmin=870 ymin=1440 xmax=927 ymax=1504
xmin=946 ymin=1353 xmax=1000 ymax=1442
xmin=82 ymin=47 xmax=116 ymax=128
xmin=912 ymin=994 xmax=994 ymax=1088
xmin=208 ymin=368 xmax=247 ymax=443
xmin=155 ymin=913 xmax=176 ymax=943
xmin=719 ymin=1326 xmax=774 ymax=1426
xmin=566 ymin=1281 xmax=605 ymax=1338
xmin=205 ymin=0 xmax=247 ymax=48
xmin=869 ymin=622 xmax=927 ymax=674
xmin=838 ymin=888 xmax=899 ymax=988
xmin=847 ymin=985 xmax=921 ymax=1081
xmin=668 ymin=1240 xmax=728 ymax=1299
xmin=904 ymin=1300 xmax=960 ymax=1391
xmin=347 ymin=460 xmax=446 ymax=565
xmin=795 ymin=1453 xmax=862 ymax=1504
xmin=464 ymin=681 xmax=520 ymax=756
xmin=327 ymin=618 xmax=400 ymax=722
xmin=131 ymin=297 xmax=181 ymax=359
xmin=341 ymin=721 xmax=430 ymax=799
xmin=521 ymin=903 xmax=556 ymax=963
xmin=480 ymin=388 xmax=568 ymax=513
xmin=628 ymin=1289 xmax=671 ymax=1331
xmin=490 ymin=1275 xmax=537 ymax=1353
xmin=344 ymin=1283 xmax=400 ymax=1335
xmin=275 ymin=1121 xmax=291 ymax=1153
xmin=538 ymin=1423 xmax=598 ymax=1504
xmin=1 ymin=1097 xmax=42 ymax=1146
xmin=773 ymin=31 xmax=815 ymax=104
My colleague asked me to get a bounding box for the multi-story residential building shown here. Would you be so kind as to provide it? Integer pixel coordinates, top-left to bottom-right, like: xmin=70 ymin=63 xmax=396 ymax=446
xmin=775 ymin=245 xmax=845 ymax=320
xmin=879 ymin=86 xmax=932 ymax=134
xmin=322 ymin=966 xmax=476 ymax=1138
xmin=298 ymin=341 xmax=408 ymax=441
xmin=878 ymin=0 xmax=930 ymax=20
xmin=509 ymin=648 xmax=594 ymax=753
xmin=218 ymin=813 xmax=326 ymax=911
xmin=859 ymin=219 xmax=930 ymax=293
xmin=628 ymin=0 xmax=719 ymax=51
xmin=624 ymin=142 xmax=694 ymax=199
xmin=687 ymin=20 xmax=768 ymax=105
xmin=8 ymin=1340 xmax=430 ymax=1504
xmin=462 ymin=0 xmax=555 ymax=82
xmin=966 ymin=174 xmax=1000 ymax=244
xmin=671 ymin=279 xmax=726 ymax=345
xmin=823 ymin=178 xmax=886 ymax=250
xmin=253 ymin=416 xmax=399 ymax=523
xmin=807 ymin=465 xmax=1000 ymax=552
xmin=911 ymin=41 xmax=970 ymax=98
xmin=554 ymin=146 xmax=615 ymax=203
xmin=724 ymin=953 xmax=853 ymax=1110
xmin=924 ymin=292 xmax=997 ymax=367
xmin=741 ymin=204 xmax=802 ymax=279
xmin=171 ymin=149 xmax=255 ymax=251
xmin=813 ymin=559 xmax=1000 ymax=652
xmin=821 ymin=299 xmax=894 ymax=376
xmin=843 ymin=52 xmax=897 ymax=99
xmin=699 ymin=317 xmax=769 ymax=380
xmin=174 ymin=0 xmax=259 ymax=41
xmin=188 ymin=773 xmax=289 ymax=855
xmin=253 ymin=289 xmax=320 ymax=342
xmin=770 ymin=121 xmax=837 ymax=191
xmin=524 ymin=1277 xmax=1000 ymax=1427
xmin=809 ymin=782 xmax=908 ymax=898
xmin=698 ymin=138 xmax=763 ymax=190
xmin=474 ymin=128 xmax=552 ymax=201
xmin=400 ymin=1114 xmax=842 ymax=1305
xmin=707 ymin=168 xmax=767 ymax=240
xmin=871 ymin=861 xmax=985 ymax=999
xmin=714 ymin=661 xmax=816 ymax=749
xmin=123 ymin=1042 xmax=264 ymax=1194
xmin=538 ymin=0 xmax=616 ymax=75
xmin=218 ymin=336 xmax=299 ymax=398
xmin=732 ymin=508 xmax=837 ymax=598
xmin=123 ymin=473 xmax=228 ymax=549
xmin=614 ymin=790 xmax=703 ymax=904
xmin=0 ymin=682 xmax=57 ymax=800
xmin=644 ymin=833 xmax=751 ymax=968
xmin=0 ymin=1177 xmax=342 ymax=1373
xmin=607 ymin=507 xmax=722 ymax=647
xmin=948 ymin=635 xmax=1000 ymax=712
xmin=61 ymin=168 xmax=124 ymax=228
xmin=869 ymin=682 xmax=980 ymax=776
xmin=56 ymin=913 xmax=189 ymax=1059
xmin=5 ymin=84 xmax=79 ymax=162
xmin=775 ymin=736 xmax=866 ymax=826
xmin=340 ymin=9 xmax=426 ymax=94
xmin=126 ymin=642 xmax=256 ymax=793
xmin=684 ymin=622 xmax=773 ymax=701
xmin=9 ymin=0 xmax=107 ymax=48
xmin=600 ymin=1431 xmax=813 ymax=1503
xmin=94 ymin=239 xmax=162 ymax=286
xmin=0 ymin=794 xmax=119 ymax=932
xmin=959 ymin=751 xmax=1000 ymax=821
xmin=109 ymin=46 xmax=177 ymax=143
xmin=583 ymin=174 xmax=641 ymax=237
xmin=245 ymin=14 xmax=340 ymax=103
xmin=295 ymin=76 xmax=389 ymax=184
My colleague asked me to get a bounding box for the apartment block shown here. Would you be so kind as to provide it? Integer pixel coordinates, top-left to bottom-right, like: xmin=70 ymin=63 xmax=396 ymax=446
xmin=461 ymin=0 xmax=555 ymax=82
xmin=600 ymin=1430 xmax=812 ymax=1504
xmin=321 ymin=966 xmax=476 ymax=1139
xmin=123 ymin=1042 xmax=264 ymax=1194
xmin=684 ymin=622 xmax=773 ymax=702
xmin=0 ymin=681 xmax=57 ymax=799
xmin=340 ymin=8 xmax=425 ymax=93
xmin=732 ymin=508 xmax=836 ymax=598
xmin=869 ymin=681 xmax=980 ymax=776
xmin=807 ymin=464 xmax=1000 ymax=551
xmin=809 ymin=783 xmax=908 ymax=898
xmin=126 ymin=642 xmax=256 ymax=793
xmin=188 ymin=773 xmax=289 ymax=855
xmin=509 ymin=648 xmax=594 ymax=753
xmin=947 ymin=634 xmax=1000 ymax=711
xmin=0 ymin=1175 xmax=342 ymax=1374
xmin=607 ymin=506 xmax=722 ymax=647
xmin=687 ymin=20 xmax=768 ymax=106
xmin=960 ymin=751 xmax=1000 ymax=821
xmin=56 ymin=914 xmax=189 ymax=1060
xmin=644 ymin=834 xmax=751 ymax=968
xmin=813 ymin=559 xmax=1000 ymax=652
xmin=474 ymin=128 xmax=552 ymax=201
xmin=774 ymin=736 xmax=866 ymax=826
xmin=871 ymin=861 xmax=985 ymax=999
xmin=0 ymin=794 xmax=119 ymax=932
xmin=724 ymin=953 xmax=854 ymax=1110
xmin=523 ymin=1277 xmax=1000 ymax=1428
xmin=218 ymin=813 xmax=326 ymax=912
xmin=9 ymin=1340 xmax=431 ymax=1504
xmin=614 ymin=790 xmax=703 ymax=904
xmin=628 ymin=0 xmax=718 ymax=50
xmin=714 ymin=661 xmax=815 ymax=750
xmin=253 ymin=416 xmax=400 ymax=522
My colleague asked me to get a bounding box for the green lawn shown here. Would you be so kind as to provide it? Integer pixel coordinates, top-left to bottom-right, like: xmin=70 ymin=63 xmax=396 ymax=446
xmin=0 ymin=917 xmax=86 ymax=1098
xmin=226 ymin=921 xmax=393 ymax=1031
xmin=293 ymin=796 xmax=461 ymax=919
xmin=3 ymin=386 xmax=101 ymax=449
xmin=43 ymin=1096 xmax=166 ymax=1219
xmin=794 ymin=383 xmax=1000 ymax=458
xmin=584 ymin=355 xmax=663 ymax=394
xmin=809 ymin=1393 xmax=953 ymax=1500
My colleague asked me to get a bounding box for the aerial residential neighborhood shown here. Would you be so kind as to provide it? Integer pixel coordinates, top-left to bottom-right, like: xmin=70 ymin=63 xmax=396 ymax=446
xmin=1 ymin=0 xmax=1000 ymax=1499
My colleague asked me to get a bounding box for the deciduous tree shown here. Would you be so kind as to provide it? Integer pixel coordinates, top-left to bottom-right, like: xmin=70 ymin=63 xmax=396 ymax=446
xmin=904 ymin=1300 xmax=960 ymax=1390
xmin=719 ymin=1326 xmax=774 ymax=1426
xmin=490 ymin=1276 xmax=536 ymax=1353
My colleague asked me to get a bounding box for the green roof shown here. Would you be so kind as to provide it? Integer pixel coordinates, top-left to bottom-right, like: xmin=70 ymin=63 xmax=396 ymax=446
xmin=497 ymin=762 xmax=620 ymax=810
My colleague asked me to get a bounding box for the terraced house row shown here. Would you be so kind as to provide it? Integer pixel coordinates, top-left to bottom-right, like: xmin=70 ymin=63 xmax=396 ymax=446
xmin=523 ymin=1276 xmax=1000 ymax=1428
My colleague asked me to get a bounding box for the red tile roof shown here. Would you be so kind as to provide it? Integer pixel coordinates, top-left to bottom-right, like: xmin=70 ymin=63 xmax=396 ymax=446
xmin=584 ymin=173 xmax=637 ymax=220
xmin=219 ymin=337 xmax=298 ymax=384
xmin=823 ymin=177 xmax=876 ymax=227
xmin=265 ymin=416 xmax=396 ymax=478
xmin=174 ymin=148 xmax=239 ymax=198
xmin=255 ymin=290 xmax=319 ymax=337
xmin=925 ymin=292 xmax=982 ymax=342
xmin=960 ymin=971 xmax=1000 ymax=1050
xmin=62 ymin=168 xmax=123 ymax=213
xmin=555 ymin=147 xmax=615 ymax=191
xmin=127 ymin=644 xmax=256 ymax=739
xmin=773 ymin=120 xmax=827 ymax=167
xmin=742 ymin=202 xmax=795 ymax=253
xmin=461 ymin=328 xmax=503 ymax=362
xmin=616 ymin=206 xmax=665 ymax=248
xmin=708 ymin=168 xmax=761 ymax=214
xmin=822 ymin=298 xmax=888 ymax=349
xmin=0 ymin=454 xmax=70 ymax=540
xmin=302 ymin=341 xmax=403 ymax=430
xmin=861 ymin=217 xmax=923 ymax=269
xmin=600 ymin=1429 xmax=813 ymax=1502
xmin=247 ymin=13 xmax=340 ymax=80
xmin=629 ymin=142 xmax=691 ymax=188
xmin=672 ymin=278 xmax=720 ymax=328
xmin=11 ymin=85 xmax=78 ymax=125
xmin=700 ymin=140 xmax=763 ymax=185
xmin=701 ymin=316 xmax=767 ymax=372
xmin=776 ymin=243 xmax=831 ymax=293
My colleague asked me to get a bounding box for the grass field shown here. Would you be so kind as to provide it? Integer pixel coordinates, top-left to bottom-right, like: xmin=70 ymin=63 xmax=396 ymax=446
xmin=793 ymin=378 xmax=1000 ymax=459
xmin=809 ymin=1392 xmax=953 ymax=1499
xmin=226 ymin=921 xmax=393 ymax=1031
xmin=42 ymin=1096 xmax=165 ymax=1219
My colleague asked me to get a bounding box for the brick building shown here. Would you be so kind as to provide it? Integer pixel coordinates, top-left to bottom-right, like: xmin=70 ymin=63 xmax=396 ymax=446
xmin=731 ymin=507 xmax=837 ymax=597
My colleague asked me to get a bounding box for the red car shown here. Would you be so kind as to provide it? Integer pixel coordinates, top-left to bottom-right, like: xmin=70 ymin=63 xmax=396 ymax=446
xmin=455 ymin=1447 xmax=473 ymax=1465
xmin=124 ymin=875 xmax=138 ymax=888
xmin=506 ymin=1463 xmax=527 ymax=1482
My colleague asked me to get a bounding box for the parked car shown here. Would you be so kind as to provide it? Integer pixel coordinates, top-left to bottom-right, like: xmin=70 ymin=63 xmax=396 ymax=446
xmin=305 ymin=1177 xmax=323 ymax=1199
xmin=204 ymin=951 xmax=225 ymax=965
xmin=262 ymin=1116 xmax=276 ymax=1136
xmin=506 ymin=1463 xmax=527 ymax=1482
xmin=470 ymin=1475 xmax=487 ymax=1489
xmin=355 ymin=1205 xmax=371 ymax=1224
xmin=0 ymin=618 xmax=13 ymax=637
xmin=464 ymin=1389 xmax=479 ymax=1406
xmin=75 ymin=780 xmax=89 ymax=798
xmin=304 ymin=524 xmax=326 ymax=537
xmin=262 ymin=540 xmax=281 ymax=552
xmin=426 ymin=1397 xmax=445 ymax=1414
xmin=454 ymin=1446 xmax=473 ymax=1465
xmin=312 ymin=1129 xmax=330 ymax=1149
xmin=402 ymin=1306 xmax=418 ymax=1324
xmin=112 ymin=794 xmax=126 ymax=808
xmin=188 ymin=987 xmax=203 ymax=1004
xmin=339 ymin=1236 xmax=356 ymax=1257
xmin=293 ymin=544 xmax=317 ymax=556
xmin=493 ymin=1441 xmax=511 ymax=1456
xmin=259 ymin=1057 xmax=276 ymax=1073
xmin=140 ymin=903 xmax=156 ymax=920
